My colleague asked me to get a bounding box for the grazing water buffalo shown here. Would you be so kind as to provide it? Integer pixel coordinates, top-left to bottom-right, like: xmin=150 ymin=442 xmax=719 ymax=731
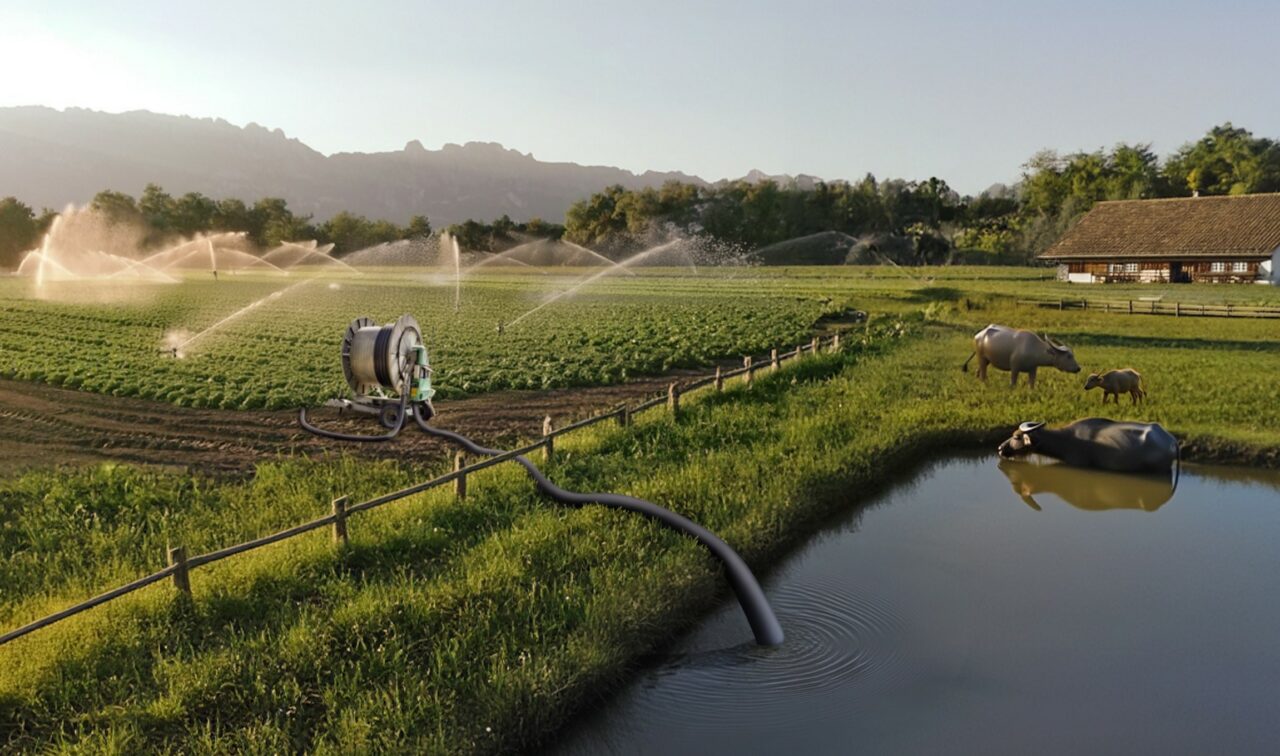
xmin=1084 ymin=368 xmax=1145 ymax=405
xmin=962 ymin=324 xmax=1081 ymax=387
xmin=997 ymin=418 xmax=1179 ymax=475
xmin=997 ymin=458 xmax=1174 ymax=512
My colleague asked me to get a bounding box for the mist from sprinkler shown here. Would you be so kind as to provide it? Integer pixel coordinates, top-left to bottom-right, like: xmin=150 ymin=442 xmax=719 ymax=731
xmin=505 ymin=239 xmax=702 ymax=328
xmin=163 ymin=279 xmax=314 ymax=357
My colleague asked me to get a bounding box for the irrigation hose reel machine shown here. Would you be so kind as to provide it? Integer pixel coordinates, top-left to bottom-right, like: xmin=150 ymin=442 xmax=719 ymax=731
xmin=299 ymin=312 xmax=785 ymax=646
xmin=310 ymin=314 xmax=436 ymax=434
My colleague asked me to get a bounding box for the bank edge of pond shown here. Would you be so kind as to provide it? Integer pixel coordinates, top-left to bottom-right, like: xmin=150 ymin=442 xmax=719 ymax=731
xmin=539 ymin=424 xmax=1280 ymax=755
xmin=532 ymin=328 xmax=1280 ymax=755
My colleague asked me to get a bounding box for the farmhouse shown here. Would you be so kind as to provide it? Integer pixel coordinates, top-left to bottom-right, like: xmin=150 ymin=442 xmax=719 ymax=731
xmin=1041 ymin=193 xmax=1280 ymax=284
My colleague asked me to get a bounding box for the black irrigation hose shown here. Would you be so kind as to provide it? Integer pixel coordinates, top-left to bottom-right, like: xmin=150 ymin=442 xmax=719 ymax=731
xmin=413 ymin=413 xmax=785 ymax=646
xmin=298 ymin=365 xmax=413 ymax=442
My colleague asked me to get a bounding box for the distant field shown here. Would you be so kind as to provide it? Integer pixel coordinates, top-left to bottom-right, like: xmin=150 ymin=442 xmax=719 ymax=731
xmin=3 ymin=265 xmax=1276 ymax=410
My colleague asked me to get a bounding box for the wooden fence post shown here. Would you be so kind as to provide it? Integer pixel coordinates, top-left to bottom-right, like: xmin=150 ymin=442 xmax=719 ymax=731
xmin=167 ymin=546 xmax=190 ymax=595
xmin=1175 ymin=301 xmax=1181 ymax=317
xmin=770 ymin=348 xmax=779 ymax=372
xmin=743 ymin=355 xmax=754 ymax=387
xmin=1227 ymin=303 xmax=1233 ymax=317
xmin=668 ymin=382 xmax=681 ymax=414
xmin=714 ymin=365 xmax=723 ymax=392
xmin=617 ymin=405 xmax=630 ymax=427
xmin=832 ymin=331 xmax=841 ymax=352
xmin=1058 ymin=299 xmax=1064 ymax=310
xmin=811 ymin=336 xmax=819 ymax=354
xmin=331 ymin=496 xmax=349 ymax=545
xmin=1127 ymin=300 xmax=1133 ymax=314
xmin=543 ymin=416 xmax=554 ymax=461
xmin=454 ymin=452 xmax=467 ymax=499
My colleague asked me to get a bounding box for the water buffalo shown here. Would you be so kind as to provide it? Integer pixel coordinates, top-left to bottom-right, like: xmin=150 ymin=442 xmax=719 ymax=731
xmin=997 ymin=458 xmax=1174 ymax=512
xmin=1084 ymin=368 xmax=1145 ymax=405
xmin=997 ymin=418 xmax=1179 ymax=476
xmin=962 ymin=324 xmax=1081 ymax=387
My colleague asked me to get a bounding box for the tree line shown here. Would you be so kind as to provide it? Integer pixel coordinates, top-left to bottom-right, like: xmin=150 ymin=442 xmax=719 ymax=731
xmin=4 ymin=122 xmax=1279 ymax=270
xmin=444 ymin=215 xmax=564 ymax=252
xmin=562 ymin=122 xmax=1280 ymax=264
xmin=0 ymin=185 xmax=433 ymax=269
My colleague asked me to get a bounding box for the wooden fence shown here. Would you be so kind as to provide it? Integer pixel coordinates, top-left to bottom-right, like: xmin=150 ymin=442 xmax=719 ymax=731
xmin=0 ymin=330 xmax=848 ymax=648
xmin=1016 ymin=298 xmax=1280 ymax=319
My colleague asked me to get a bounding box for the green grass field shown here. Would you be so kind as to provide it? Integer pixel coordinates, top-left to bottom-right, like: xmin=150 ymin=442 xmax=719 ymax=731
xmin=1 ymin=266 xmax=1278 ymax=752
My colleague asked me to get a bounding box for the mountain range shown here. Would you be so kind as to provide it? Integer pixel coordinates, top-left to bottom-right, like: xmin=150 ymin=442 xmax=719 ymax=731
xmin=0 ymin=107 xmax=817 ymax=225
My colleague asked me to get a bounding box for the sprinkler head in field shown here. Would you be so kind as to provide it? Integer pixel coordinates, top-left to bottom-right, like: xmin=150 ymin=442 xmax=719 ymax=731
xmin=299 ymin=314 xmax=436 ymax=440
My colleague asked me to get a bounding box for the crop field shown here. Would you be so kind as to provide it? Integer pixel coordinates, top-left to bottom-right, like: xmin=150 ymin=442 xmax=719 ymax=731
xmin=1 ymin=266 xmax=1279 ymax=753
xmin=0 ymin=271 xmax=833 ymax=408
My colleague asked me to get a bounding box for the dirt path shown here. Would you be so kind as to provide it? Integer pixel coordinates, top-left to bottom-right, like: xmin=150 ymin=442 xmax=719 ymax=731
xmin=0 ymin=375 xmax=689 ymax=477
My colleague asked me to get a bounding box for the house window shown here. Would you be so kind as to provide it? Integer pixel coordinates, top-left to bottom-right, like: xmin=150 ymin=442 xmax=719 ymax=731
xmin=1211 ymin=261 xmax=1226 ymax=273
xmin=1232 ymin=261 xmax=1249 ymax=273
xmin=1125 ymin=262 xmax=1139 ymax=273
xmin=1109 ymin=263 xmax=1124 ymax=273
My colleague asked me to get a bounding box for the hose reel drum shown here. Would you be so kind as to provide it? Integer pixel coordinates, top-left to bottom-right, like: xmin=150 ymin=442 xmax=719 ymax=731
xmin=342 ymin=314 xmax=422 ymax=396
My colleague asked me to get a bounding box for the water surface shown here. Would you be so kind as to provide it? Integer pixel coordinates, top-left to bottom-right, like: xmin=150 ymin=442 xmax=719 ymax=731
xmin=553 ymin=454 xmax=1280 ymax=755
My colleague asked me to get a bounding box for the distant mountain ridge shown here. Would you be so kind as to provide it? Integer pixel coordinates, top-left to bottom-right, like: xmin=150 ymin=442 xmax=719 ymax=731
xmin=0 ymin=107 xmax=738 ymax=225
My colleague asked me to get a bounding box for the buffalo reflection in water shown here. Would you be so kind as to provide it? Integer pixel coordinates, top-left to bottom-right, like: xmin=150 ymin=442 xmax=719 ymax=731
xmin=997 ymin=458 xmax=1175 ymax=512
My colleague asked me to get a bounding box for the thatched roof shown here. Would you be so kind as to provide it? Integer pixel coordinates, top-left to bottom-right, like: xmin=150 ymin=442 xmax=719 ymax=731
xmin=1040 ymin=193 xmax=1280 ymax=260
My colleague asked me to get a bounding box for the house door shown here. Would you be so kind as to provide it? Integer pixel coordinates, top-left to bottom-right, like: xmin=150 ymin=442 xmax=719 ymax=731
xmin=1170 ymin=262 xmax=1189 ymax=283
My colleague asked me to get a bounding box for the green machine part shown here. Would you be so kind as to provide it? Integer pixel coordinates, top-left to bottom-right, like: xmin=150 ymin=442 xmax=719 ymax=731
xmin=410 ymin=344 xmax=435 ymax=402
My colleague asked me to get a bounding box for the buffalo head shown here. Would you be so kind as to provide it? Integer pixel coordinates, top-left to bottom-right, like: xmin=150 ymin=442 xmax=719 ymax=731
xmin=1084 ymin=372 xmax=1103 ymax=390
xmin=998 ymin=421 xmax=1046 ymax=458
xmin=1044 ymin=335 xmax=1081 ymax=374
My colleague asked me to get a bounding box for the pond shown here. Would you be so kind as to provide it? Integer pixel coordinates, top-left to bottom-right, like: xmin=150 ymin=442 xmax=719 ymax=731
xmin=552 ymin=453 xmax=1280 ymax=755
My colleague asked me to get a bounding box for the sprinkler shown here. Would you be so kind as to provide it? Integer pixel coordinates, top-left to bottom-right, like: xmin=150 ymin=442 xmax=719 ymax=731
xmin=298 ymin=314 xmax=784 ymax=646
xmin=299 ymin=314 xmax=436 ymax=440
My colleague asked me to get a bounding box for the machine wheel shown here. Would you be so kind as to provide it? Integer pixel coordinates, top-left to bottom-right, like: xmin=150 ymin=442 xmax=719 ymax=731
xmin=379 ymin=403 xmax=403 ymax=430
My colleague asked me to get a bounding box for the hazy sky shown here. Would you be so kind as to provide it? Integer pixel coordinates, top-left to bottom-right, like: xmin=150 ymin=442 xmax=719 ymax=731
xmin=2 ymin=0 xmax=1277 ymax=194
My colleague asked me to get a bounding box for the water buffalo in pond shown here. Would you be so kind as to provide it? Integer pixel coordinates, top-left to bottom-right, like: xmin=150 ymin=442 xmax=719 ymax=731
xmin=997 ymin=418 xmax=1179 ymax=475
xmin=961 ymin=324 xmax=1081 ymax=387
xmin=1084 ymin=368 xmax=1146 ymax=405
xmin=997 ymin=458 xmax=1173 ymax=512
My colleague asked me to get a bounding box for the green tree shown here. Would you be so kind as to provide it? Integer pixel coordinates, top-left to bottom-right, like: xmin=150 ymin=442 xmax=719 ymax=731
xmin=0 ymin=197 xmax=38 ymax=270
xmin=1163 ymin=123 xmax=1280 ymax=196
xmin=251 ymin=198 xmax=313 ymax=247
xmin=138 ymin=184 xmax=176 ymax=234
xmin=214 ymin=198 xmax=252 ymax=233
xmin=90 ymin=190 xmax=141 ymax=226
xmin=405 ymin=215 xmax=432 ymax=238
xmin=170 ymin=192 xmax=218 ymax=237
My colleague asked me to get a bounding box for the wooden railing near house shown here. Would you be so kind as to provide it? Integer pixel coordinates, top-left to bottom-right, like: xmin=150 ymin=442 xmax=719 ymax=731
xmin=1016 ymin=298 xmax=1280 ymax=319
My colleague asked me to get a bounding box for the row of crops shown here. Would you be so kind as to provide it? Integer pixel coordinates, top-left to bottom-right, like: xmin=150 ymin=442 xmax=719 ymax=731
xmin=0 ymin=273 xmax=834 ymax=410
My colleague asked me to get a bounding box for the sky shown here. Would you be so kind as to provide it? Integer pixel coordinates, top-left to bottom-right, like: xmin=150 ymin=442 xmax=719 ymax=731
xmin=1 ymin=0 xmax=1277 ymax=194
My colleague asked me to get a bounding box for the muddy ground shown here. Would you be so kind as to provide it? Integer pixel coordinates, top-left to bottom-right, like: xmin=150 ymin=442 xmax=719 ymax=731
xmin=0 ymin=375 xmax=691 ymax=477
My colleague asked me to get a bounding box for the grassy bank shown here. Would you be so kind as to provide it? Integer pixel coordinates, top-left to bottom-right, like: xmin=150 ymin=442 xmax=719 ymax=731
xmin=3 ymin=306 xmax=1278 ymax=752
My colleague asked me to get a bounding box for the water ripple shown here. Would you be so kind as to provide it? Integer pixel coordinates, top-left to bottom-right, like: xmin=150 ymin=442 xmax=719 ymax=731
xmin=625 ymin=577 xmax=908 ymax=730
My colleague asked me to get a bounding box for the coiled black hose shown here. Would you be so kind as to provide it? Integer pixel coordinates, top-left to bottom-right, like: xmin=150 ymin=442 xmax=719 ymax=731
xmin=413 ymin=412 xmax=785 ymax=646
